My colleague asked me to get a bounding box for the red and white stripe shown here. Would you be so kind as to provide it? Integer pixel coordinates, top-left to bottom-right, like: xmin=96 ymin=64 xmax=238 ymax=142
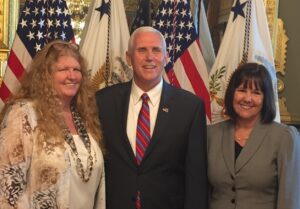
xmin=164 ymin=39 xmax=211 ymax=122
xmin=0 ymin=35 xmax=32 ymax=109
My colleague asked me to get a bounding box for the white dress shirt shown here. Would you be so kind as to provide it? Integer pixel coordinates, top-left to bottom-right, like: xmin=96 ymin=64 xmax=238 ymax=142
xmin=126 ymin=79 xmax=162 ymax=155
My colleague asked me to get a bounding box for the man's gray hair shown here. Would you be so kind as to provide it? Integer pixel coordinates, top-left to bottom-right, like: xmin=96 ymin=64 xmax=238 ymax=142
xmin=127 ymin=26 xmax=167 ymax=54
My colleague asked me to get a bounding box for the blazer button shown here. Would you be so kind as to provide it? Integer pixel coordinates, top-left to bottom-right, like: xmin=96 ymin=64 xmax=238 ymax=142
xmin=232 ymin=186 xmax=236 ymax=192
xmin=231 ymin=199 xmax=235 ymax=204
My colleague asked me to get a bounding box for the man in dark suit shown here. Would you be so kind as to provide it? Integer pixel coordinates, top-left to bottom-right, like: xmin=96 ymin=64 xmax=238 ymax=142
xmin=96 ymin=26 xmax=208 ymax=209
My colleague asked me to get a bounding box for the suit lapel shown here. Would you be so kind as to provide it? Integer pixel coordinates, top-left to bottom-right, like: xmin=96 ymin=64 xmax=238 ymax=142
xmin=141 ymin=81 xmax=172 ymax=164
xmin=222 ymin=121 xmax=236 ymax=177
xmin=115 ymin=81 xmax=137 ymax=166
xmin=235 ymin=121 xmax=268 ymax=173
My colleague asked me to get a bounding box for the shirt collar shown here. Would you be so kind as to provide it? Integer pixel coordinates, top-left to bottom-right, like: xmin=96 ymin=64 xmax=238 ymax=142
xmin=131 ymin=79 xmax=163 ymax=107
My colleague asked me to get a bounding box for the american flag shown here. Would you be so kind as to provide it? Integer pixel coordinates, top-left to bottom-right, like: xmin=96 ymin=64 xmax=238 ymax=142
xmin=191 ymin=0 xmax=216 ymax=72
xmin=0 ymin=0 xmax=74 ymax=110
xmin=152 ymin=0 xmax=211 ymax=121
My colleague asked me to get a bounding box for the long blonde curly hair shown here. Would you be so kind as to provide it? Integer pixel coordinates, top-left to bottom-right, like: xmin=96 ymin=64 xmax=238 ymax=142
xmin=0 ymin=40 xmax=104 ymax=151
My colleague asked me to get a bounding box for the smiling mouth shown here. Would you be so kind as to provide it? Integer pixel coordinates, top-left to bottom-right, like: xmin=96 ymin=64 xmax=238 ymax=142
xmin=239 ymin=104 xmax=253 ymax=109
xmin=143 ymin=65 xmax=156 ymax=69
xmin=64 ymin=83 xmax=78 ymax=86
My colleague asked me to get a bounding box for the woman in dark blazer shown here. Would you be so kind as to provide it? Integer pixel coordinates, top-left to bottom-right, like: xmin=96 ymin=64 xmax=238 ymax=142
xmin=208 ymin=63 xmax=300 ymax=209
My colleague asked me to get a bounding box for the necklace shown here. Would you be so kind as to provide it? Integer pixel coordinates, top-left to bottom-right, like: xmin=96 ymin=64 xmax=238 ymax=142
xmin=234 ymin=132 xmax=250 ymax=146
xmin=63 ymin=104 xmax=94 ymax=183
xmin=235 ymin=136 xmax=249 ymax=142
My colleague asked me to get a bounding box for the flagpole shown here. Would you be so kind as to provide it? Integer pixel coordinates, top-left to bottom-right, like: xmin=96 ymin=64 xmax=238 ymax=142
xmin=148 ymin=0 xmax=152 ymax=26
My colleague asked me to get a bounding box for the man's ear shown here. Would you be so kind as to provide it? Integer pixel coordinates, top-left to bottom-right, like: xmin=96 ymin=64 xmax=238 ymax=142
xmin=126 ymin=51 xmax=132 ymax=66
xmin=164 ymin=51 xmax=169 ymax=66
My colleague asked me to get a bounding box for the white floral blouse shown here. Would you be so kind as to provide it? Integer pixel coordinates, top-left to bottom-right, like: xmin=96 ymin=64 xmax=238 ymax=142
xmin=0 ymin=101 xmax=105 ymax=209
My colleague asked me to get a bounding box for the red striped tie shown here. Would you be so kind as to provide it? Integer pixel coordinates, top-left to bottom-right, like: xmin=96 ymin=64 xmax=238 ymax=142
xmin=136 ymin=93 xmax=150 ymax=209
xmin=136 ymin=93 xmax=150 ymax=165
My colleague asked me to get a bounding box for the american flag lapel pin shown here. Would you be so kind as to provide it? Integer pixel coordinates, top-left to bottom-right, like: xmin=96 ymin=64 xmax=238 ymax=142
xmin=162 ymin=107 xmax=169 ymax=113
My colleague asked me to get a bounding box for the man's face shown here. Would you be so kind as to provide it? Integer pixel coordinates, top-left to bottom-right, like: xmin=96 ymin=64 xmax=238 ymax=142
xmin=126 ymin=31 xmax=168 ymax=91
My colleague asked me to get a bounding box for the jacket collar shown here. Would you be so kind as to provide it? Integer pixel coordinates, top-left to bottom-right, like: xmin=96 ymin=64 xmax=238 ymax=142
xmin=222 ymin=120 xmax=269 ymax=176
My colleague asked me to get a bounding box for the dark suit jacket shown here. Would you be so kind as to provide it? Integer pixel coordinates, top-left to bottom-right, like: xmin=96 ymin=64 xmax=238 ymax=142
xmin=96 ymin=81 xmax=208 ymax=209
xmin=208 ymin=120 xmax=300 ymax=209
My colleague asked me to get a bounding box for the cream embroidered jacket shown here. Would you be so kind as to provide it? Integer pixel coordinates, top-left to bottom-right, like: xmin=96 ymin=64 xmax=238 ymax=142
xmin=0 ymin=101 xmax=105 ymax=209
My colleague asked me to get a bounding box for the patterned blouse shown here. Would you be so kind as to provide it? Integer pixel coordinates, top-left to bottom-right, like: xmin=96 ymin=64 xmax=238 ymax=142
xmin=0 ymin=101 xmax=105 ymax=209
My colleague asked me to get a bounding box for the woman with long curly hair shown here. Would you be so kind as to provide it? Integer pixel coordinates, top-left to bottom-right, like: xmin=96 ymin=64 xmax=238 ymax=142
xmin=0 ymin=40 xmax=105 ymax=209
